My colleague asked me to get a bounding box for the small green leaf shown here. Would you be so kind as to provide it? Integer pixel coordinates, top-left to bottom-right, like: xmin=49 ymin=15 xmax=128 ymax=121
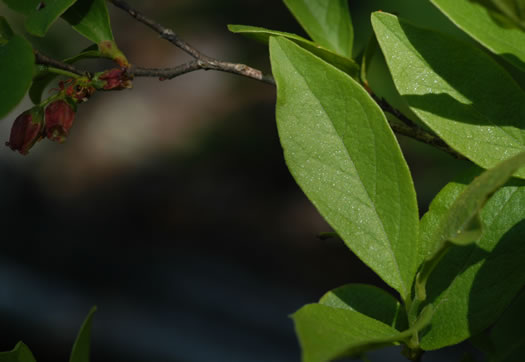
xmin=427 ymin=152 xmax=525 ymax=256
xmin=270 ymin=36 xmax=419 ymax=300
xmin=0 ymin=32 xmax=35 ymax=119
xmin=292 ymin=304 xmax=402 ymax=362
xmin=431 ymin=0 xmax=525 ymax=72
xmin=70 ymin=306 xmax=97 ymax=362
xmin=0 ymin=16 xmax=14 ymax=44
xmin=372 ymin=12 xmax=525 ymax=178
xmin=489 ymin=289 xmax=525 ymax=362
xmin=417 ymin=165 xmax=525 ymax=350
xmin=319 ymin=284 xmax=408 ymax=331
xmin=0 ymin=342 xmax=36 ymax=362
xmin=26 ymin=0 xmax=78 ymax=37
xmin=228 ymin=24 xmax=359 ymax=78
xmin=62 ymin=0 xmax=114 ymax=43
xmin=282 ymin=0 xmax=354 ymax=57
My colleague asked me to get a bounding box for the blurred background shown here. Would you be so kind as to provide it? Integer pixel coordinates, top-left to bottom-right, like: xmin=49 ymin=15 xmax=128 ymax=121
xmin=0 ymin=1 xmax=481 ymax=361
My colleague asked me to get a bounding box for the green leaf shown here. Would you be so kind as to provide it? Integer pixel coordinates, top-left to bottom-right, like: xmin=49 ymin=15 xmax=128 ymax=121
xmin=489 ymin=289 xmax=525 ymax=362
xmin=26 ymin=0 xmax=78 ymax=37
xmin=0 ymin=16 xmax=14 ymax=44
xmin=0 ymin=342 xmax=36 ymax=362
xmin=70 ymin=306 xmax=97 ymax=362
xmin=270 ymin=36 xmax=419 ymax=300
xmin=62 ymin=0 xmax=114 ymax=43
xmin=29 ymin=44 xmax=100 ymax=104
xmin=282 ymin=0 xmax=353 ymax=57
xmin=292 ymin=304 xmax=402 ymax=362
xmin=228 ymin=24 xmax=359 ymax=78
xmin=319 ymin=284 xmax=408 ymax=331
xmin=431 ymin=0 xmax=525 ymax=72
xmin=372 ymin=12 xmax=525 ymax=179
xmin=417 ymin=166 xmax=525 ymax=350
xmin=0 ymin=32 xmax=35 ymax=119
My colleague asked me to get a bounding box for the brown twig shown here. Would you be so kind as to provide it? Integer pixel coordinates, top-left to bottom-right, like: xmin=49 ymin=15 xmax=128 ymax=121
xmin=108 ymin=0 xmax=275 ymax=85
xmin=34 ymin=50 xmax=89 ymax=77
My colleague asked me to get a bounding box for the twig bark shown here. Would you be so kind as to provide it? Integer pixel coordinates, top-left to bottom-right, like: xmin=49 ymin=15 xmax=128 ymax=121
xmin=34 ymin=50 xmax=89 ymax=77
xmin=108 ymin=0 xmax=275 ymax=85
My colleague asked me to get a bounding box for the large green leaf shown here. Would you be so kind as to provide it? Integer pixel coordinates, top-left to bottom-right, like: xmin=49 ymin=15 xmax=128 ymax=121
xmin=70 ymin=306 xmax=97 ymax=362
xmin=62 ymin=0 xmax=114 ymax=43
xmin=270 ymin=36 xmax=419 ymax=300
xmin=0 ymin=342 xmax=36 ymax=362
xmin=0 ymin=29 xmax=34 ymax=119
xmin=372 ymin=12 xmax=525 ymax=179
xmin=431 ymin=0 xmax=525 ymax=72
xmin=282 ymin=0 xmax=353 ymax=57
xmin=418 ymin=166 xmax=525 ymax=350
xmin=488 ymin=289 xmax=525 ymax=362
xmin=292 ymin=304 xmax=402 ymax=362
xmin=319 ymin=284 xmax=408 ymax=331
xmin=228 ymin=24 xmax=359 ymax=78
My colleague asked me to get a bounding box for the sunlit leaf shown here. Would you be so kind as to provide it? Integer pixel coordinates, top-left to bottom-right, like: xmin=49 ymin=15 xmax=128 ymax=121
xmin=228 ymin=24 xmax=359 ymax=78
xmin=69 ymin=306 xmax=97 ymax=362
xmin=270 ymin=36 xmax=419 ymax=299
xmin=0 ymin=342 xmax=36 ymax=362
xmin=432 ymin=0 xmax=525 ymax=72
xmin=372 ymin=12 xmax=525 ymax=179
xmin=282 ymin=0 xmax=353 ymax=57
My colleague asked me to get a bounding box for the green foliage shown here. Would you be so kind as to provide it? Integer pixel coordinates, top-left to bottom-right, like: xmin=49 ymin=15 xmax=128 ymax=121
xmin=431 ymin=0 xmax=525 ymax=71
xmin=70 ymin=306 xmax=97 ymax=362
xmin=270 ymin=36 xmax=419 ymax=300
xmin=372 ymin=12 xmax=525 ymax=179
xmin=0 ymin=342 xmax=36 ymax=362
xmin=0 ymin=19 xmax=34 ymax=118
xmin=227 ymin=24 xmax=359 ymax=78
xmin=282 ymin=0 xmax=354 ymax=57
xmin=3 ymin=0 xmax=525 ymax=361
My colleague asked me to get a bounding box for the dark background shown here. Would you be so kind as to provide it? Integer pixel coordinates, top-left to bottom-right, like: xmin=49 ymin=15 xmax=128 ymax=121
xmin=0 ymin=1 xmax=480 ymax=361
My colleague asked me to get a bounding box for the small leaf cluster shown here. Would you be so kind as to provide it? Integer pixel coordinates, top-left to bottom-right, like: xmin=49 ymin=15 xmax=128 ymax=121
xmin=231 ymin=0 xmax=525 ymax=361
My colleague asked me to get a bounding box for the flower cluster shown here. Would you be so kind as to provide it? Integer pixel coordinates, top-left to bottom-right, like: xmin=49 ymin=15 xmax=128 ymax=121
xmin=6 ymin=99 xmax=76 ymax=155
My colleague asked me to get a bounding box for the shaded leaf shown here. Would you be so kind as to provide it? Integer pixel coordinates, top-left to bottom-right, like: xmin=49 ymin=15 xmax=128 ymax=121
xmin=431 ymin=0 xmax=525 ymax=72
xmin=0 ymin=16 xmax=14 ymax=44
xmin=0 ymin=342 xmax=36 ymax=362
xmin=489 ymin=289 xmax=525 ymax=361
xmin=372 ymin=12 xmax=525 ymax=178
xmin=319 ymin=284 xmax=408 ymax=331
xmin=228 ymin=24 xmax=359 ymax=78
xmin=62 ymin=0 xmax=114 ymax=43
xmin=417 ymin=166 xmax=525 ymax=349
xmin=70 ymin=306 xmax=97 ymax=362
xmin=282 ymin=0 xmax=353 ymax=57
xmin=270 ymin=36 xmax=419 ymax=299
xmin=0 ymin=32 xmax=34 ymax=119
xmin=26 ymin=0 xmax=78 ymax=37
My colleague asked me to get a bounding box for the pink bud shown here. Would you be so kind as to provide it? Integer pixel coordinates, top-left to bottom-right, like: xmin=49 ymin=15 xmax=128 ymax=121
xmin=44 ymin=100 xmax=75 ymax=143
xmin=6 ymin=107 xmax=44 ymax=155
xmin=99 ymin=68 xmax=132 ymax=90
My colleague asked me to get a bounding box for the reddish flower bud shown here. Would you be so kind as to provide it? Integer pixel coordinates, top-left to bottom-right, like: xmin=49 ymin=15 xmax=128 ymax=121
xmin=44 ymin=100 xmax=75 ymax=143
xmin=98 ymin=68 xmax=132 ymax=90
xmin=6 ymin=107 xmax=44 ymax=155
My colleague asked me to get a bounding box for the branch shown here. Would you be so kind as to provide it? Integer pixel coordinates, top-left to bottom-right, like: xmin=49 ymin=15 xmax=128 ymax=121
xmin=34 ymin=50 xmax=89 ymax=77
xmin=108 ymin=0 xmax=275 ymax=85
xmin=374 ymin=96 xmax=466 ymax=160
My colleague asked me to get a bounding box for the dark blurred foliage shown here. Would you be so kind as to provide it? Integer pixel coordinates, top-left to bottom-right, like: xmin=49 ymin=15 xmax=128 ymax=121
xmin=0 ymin=1 xmax=481 ymax=361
